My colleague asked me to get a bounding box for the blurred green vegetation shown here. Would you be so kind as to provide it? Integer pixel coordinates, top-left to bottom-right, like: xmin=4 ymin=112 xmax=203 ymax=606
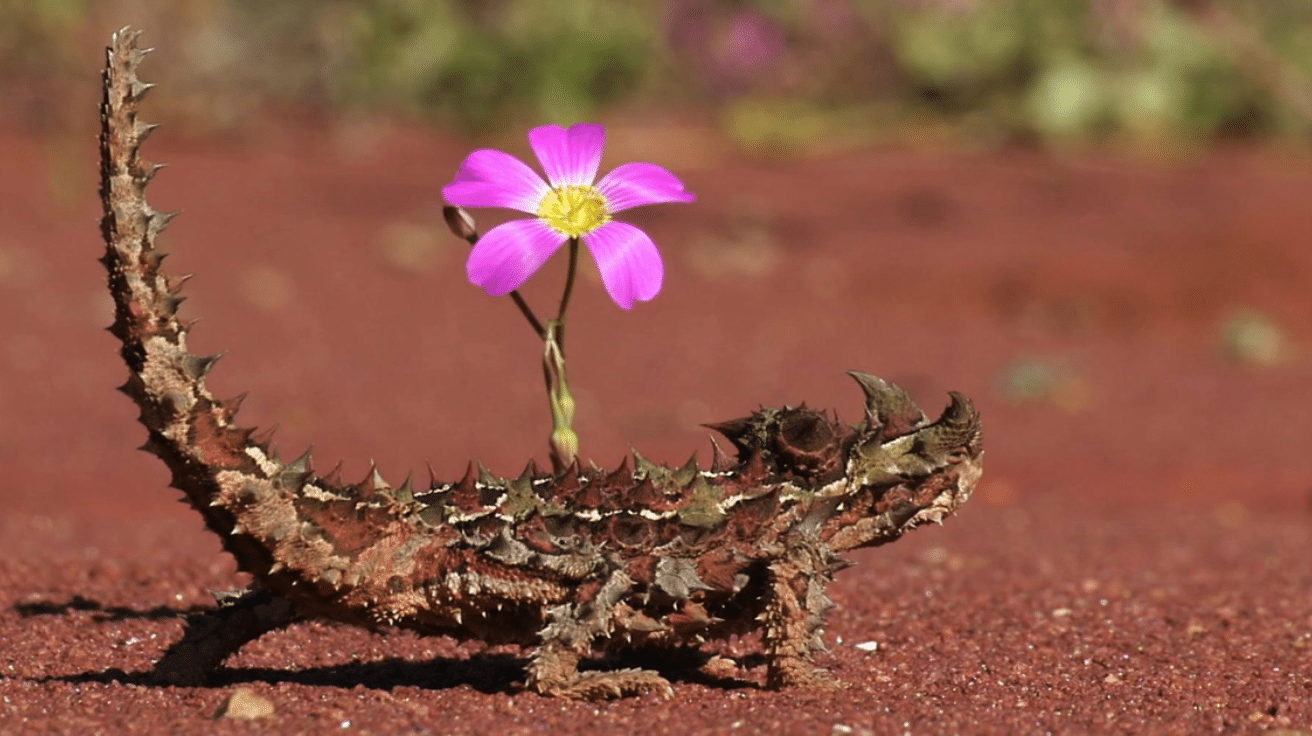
xmin=3 ymin=0 xmax=1310 ymax=146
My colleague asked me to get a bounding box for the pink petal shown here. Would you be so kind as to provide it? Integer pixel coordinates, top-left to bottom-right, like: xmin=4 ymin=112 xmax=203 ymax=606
xmin=466 ymin=219 xmax=568 ymax=296
xmin=596 ymin=162 xmax=696 ymax=213
xmin=582 ymin=221 xmax=664 ymax=309
xmin=528 ymin=124 xmax=605 ymax=188
xmin=443 ymin=149 xmax=549 ymax=212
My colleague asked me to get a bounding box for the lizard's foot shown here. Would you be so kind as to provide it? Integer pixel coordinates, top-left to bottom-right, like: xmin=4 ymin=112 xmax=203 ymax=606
xmin=534 ymin=668 xmax=675 ymax=700
xmin=527 ymin=640 xmax=673 ymax=700
xmin=766 ymin=657 xmax=849 ymax=691
xmin=698 ymin=654 xmax=743 ymax=683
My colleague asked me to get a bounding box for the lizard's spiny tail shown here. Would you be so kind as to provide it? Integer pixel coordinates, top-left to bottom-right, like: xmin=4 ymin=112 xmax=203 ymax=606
xmin=100 ymin=28 xmax=281 ymax=577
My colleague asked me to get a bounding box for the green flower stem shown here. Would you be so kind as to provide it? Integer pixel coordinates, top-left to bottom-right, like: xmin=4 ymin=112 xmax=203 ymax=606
xmin=444 ymin=207 xmax=581 ymax=468
xmin=543 ymin=319 xmax=578 ymax=469
xmin=443 ymin=205 xmax=546 ymax=340
xmin=554 ymin=237 xmax=580 ymax=352
xmin=544 ymin=237 xmax=582 ymax=468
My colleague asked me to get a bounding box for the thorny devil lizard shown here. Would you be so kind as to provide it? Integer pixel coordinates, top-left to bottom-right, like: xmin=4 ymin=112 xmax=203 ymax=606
xmin=99 ymin=29 xmax=983 ymax=700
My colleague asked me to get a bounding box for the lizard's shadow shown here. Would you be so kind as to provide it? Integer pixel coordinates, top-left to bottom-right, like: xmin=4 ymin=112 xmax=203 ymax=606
xmin=47 ymin=656 xmax=527 ymax=695
xmin=15 ymin=595 xmax=212 ymax=622
xmin=19 ymin=597 xmax=759 ymax=696
xmin=47 ymin=657 xmax=759 ymax=696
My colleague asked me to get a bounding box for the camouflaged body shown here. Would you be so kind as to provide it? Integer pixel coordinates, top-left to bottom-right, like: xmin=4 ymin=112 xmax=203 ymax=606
xmin=99 ymin=29 xmax=983 ymax=699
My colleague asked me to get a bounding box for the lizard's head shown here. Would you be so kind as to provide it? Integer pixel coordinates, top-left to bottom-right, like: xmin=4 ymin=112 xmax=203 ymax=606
xmin=703 ymin=371 xmax=982 ymax=553
xmin=821 ymin=372 xmax=983 ymax=552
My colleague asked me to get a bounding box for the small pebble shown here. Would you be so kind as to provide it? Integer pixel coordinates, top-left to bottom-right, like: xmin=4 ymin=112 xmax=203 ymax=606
xmin=214 ymin=687 xmax=275 ymax=720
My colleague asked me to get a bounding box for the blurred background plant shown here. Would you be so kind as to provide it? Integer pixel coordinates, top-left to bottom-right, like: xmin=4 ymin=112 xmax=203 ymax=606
xmin=3 ymin=0 xmax=1311 ymax=148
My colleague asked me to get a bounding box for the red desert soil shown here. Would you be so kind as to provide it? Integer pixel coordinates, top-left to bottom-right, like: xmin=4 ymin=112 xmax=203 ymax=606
xmin=0 ymin=112 xmax=1310 ymax=734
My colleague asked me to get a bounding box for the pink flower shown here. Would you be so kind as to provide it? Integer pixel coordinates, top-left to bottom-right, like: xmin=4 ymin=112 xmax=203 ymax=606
xmin=443 ymin=123 xmax=695 ymax=309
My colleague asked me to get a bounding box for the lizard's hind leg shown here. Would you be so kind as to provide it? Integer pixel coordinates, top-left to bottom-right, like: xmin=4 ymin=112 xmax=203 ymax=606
xmin=525 ymin=570 xmax=675 ymax=700
xmin=151 ymin=588 xmax=299 ymax=686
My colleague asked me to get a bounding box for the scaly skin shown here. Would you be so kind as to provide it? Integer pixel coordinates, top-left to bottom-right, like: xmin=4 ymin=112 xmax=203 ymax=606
xmin=99 ymin=29 xmax=983 ymax=699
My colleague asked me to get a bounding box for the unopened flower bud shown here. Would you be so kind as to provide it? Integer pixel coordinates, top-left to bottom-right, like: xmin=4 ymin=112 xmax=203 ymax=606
xmin=550 ymin=427 xmax=579 ymax=467
xmin=443 ymin=205 xmax=478 ymax=243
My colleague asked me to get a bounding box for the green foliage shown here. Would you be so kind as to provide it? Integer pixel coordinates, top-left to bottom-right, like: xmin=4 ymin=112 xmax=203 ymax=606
xmin=0 ymin=0 xmax=87 ymax=79
xmin=339 ymin=0 xmax=656 ymax=131
xmin=0 ymin=0 xmax=85 ymax=55
xmin=883 ymin=0 xmax=1312 ymax=144
xmin=1 ymin=0 xmax=1309 ymax=145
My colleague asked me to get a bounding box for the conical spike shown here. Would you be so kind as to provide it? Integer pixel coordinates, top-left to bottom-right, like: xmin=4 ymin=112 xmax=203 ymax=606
xmin=181 ymin=351 xmax=226 ymax=380
xmin=558 ymin=458 xmax=582 ymax=486
xmin=278 ymin=449 xmax=313 ymax=491
xmin=846 ymin=370 xmax=924 ymax=433
xmin=507 ymin=462 xmax=534 ymax=498
xmin=708 ymin=436 xmax=733 ymax=473
xmin=232 ymin=426 xmax=255 ymax=447
xmin=683 ymin=471 xmax=715 ymax=498
xmin=456 ymin=462 xmax=478 ymax=493
xmin=286 ymin=448 xmax=312 ymax=475
xmin=916 ymin=392 xmax=982 ymax=460
xmin=703 ymin=416 xmax=755 ymax=448
xmin=477 ymin=461 xmax=496 ymax=485
xmin=251 ymin=426 xmax=278 ymax=452
xmin=130 ymin=79 xmax=155 ymax=100
xmin=370 ymin=465 xmax=390 ymax=491
xmin=673 ymin=453 xmax=699 ymax=486
xmin=320 ymin=568 xmax=342 ymax=588
xmin=144 ymin=162 xmax=168 ymax=184
xmin=166 ymin=272 xmax=193 ymax=294
xmin=394 ymin=473 xmax=415 ymax=503
xmin=550 ymin=458 xmax=582 ymax=499
xmin=629 ymin=476 xmax=662 ymax=506
xmin=218 ymin=393 xmax=247 ymax=423
xmin=605 ymin=456 xmax=632 ymax=485
xmin=161 ymin=294 xmax=186 ymax=315
xmin=321 ymin=460 xmax=345 ymax=488
xmin=741 ymin=449 xmax=767 ymax=482
xmin=137 ymin=435 xmax=167 ymax=457
xmin=426 ymin=461 xmax=441 ymax=489
xmin=631 ymin=448 xmax=659 ymax=478
xmin=940 ymin=391 xmax=980 ymax=430
xmin=351 ymin=462 xmax=380 ymax=498
xmin=518 ymin=458 xmax=539 ymax=483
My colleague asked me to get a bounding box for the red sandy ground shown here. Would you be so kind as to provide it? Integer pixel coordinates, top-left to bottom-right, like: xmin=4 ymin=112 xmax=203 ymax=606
xmin=0 ymin=110 xmax=1310 ymax=734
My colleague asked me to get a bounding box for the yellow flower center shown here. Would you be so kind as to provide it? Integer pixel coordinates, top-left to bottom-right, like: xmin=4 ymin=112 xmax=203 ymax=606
xmin=537 ymin=185 xmax=610 ymax=237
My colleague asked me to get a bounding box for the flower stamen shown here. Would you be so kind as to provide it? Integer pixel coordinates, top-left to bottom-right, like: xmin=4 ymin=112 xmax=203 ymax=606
xmin=537 ymin=185 xmax=610 ymax=237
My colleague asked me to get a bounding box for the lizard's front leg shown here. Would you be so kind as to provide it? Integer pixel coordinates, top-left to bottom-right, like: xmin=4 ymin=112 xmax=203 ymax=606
xmin=761 ymin=540 xmax=846 ymax=690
